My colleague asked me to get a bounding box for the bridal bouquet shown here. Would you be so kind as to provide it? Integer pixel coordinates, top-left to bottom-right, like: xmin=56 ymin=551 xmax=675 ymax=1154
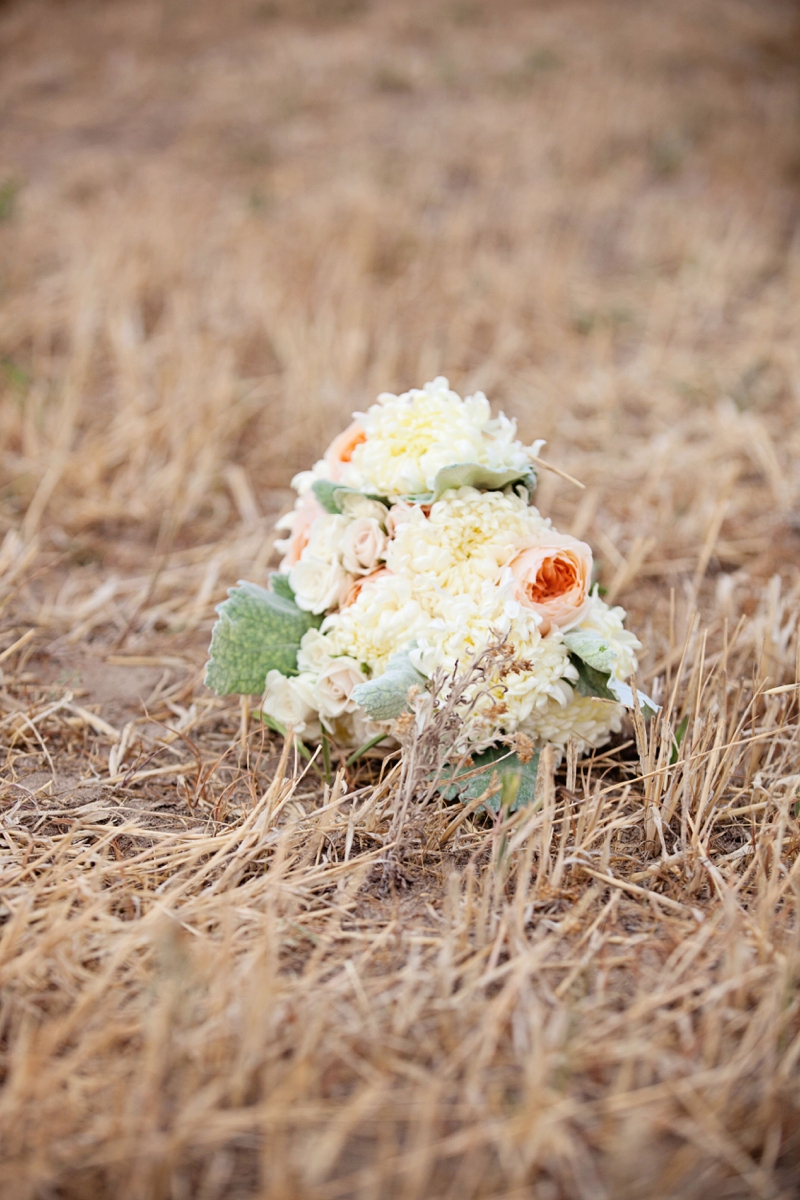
xmin=206 ymin=377 xmax=652 ymax=793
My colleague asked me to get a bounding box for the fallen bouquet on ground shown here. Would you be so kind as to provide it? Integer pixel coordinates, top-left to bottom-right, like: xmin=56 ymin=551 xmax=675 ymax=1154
xmin=206 ymin=377 xmax=654 ymax=804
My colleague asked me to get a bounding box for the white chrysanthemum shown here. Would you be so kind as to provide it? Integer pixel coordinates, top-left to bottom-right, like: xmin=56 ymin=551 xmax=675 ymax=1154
xmin=322 ymin=572 xmax=431 ymax=673
xmin=520 ymin=693 xmax=625 ymax=754
xmin=579 ymin=591 xmax=642 ymax=681
xmin=386 ymin=486 xmax=550 ymax=596
xmin=405 ymin=574 xmax=576 ymax=747
xmin=290 ymin=460 xmax=336 ymax=496
xmin=513 ymin=594 xmax=639 ymax=753
xmin=339 ymin=377 xmax=537 ymax=500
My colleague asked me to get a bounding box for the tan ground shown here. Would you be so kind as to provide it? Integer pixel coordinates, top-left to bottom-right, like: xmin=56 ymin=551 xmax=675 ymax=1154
xmin=1 ymin=1 xmax=800 ymax=1196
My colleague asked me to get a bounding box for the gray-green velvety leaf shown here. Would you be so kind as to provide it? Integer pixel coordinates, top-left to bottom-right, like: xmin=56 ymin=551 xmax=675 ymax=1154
xmin=311 ymin=480 xmax=388 ymax=515
xmin=351 ymin=651 xmax=426 ymax=720
xmin=431 ymin=463 xmax=537 ymax=503
xmin=269 ymin=573 xmax=295 ymax=602
xmin=439 ymin=746 xmax=540 ymax=813
xmin=607 ymin=678 xmax=659 ymax=718
xmin=311 ymin=480 xmax=344 ymax=514
xmin=205 ymin=581 xmax=317 ymax=695
xmin=334 ymin=485 xmax=388 ymax=510
xmin=563 ymin=628 xmax=617 ymax=674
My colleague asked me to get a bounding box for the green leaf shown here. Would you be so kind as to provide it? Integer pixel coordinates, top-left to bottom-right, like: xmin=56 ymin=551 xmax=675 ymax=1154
xmin=431 ymin=463 xmax=536 ymax=503
xmin=205 ymin=581 xmax=317 ymax=695
xmin=569 ymin=654 xmax=618 ymax=702
xmin=344 ymin=732 xmax=390 ymax=767
xmin=253 ymin=711 xmax=313 ymax=762
xmin=269 ymin=573 xmax=295 ymax=602
xmin=565 ymin=629 xmax=657 ymax=717
xmin=568 ymin=652 xmax=658 ymax=717
xmin=439 ymin=745 xmax=540 ymax=813
xmin=563 ymin=629 xmax=617 ymax=674
xmin=670 ymin=714 xmax=689 ymax=765
xmin=351 ymin=650 xmax=426 ymax=720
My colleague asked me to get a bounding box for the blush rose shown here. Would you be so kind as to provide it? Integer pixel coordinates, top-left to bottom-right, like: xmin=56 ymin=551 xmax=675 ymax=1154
xmin=341 ymin=517 xmax=387 ymax=575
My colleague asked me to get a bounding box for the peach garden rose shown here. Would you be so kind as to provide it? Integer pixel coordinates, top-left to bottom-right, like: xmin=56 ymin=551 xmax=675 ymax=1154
xmin=509 ymin=532 xmax=592 ymax=635
xmin=324 ymin=420 xmax=367 ymax=481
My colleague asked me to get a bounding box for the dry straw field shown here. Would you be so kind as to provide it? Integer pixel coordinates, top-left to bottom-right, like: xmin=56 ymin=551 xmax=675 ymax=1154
xmin=2 ymin=0 xmax=800 ymax=1196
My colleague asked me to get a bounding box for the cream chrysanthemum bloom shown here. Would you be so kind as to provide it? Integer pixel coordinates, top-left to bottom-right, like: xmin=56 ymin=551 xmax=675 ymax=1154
xmin=339 ymin=377 xmax=536 ymax=500
xmin=512 ymin=595 xmax=641 ymax=752
xmin=322 ymin=572 xmax=431 ymax=674
xmin=386 ymin=486 xmax=550 ymax=596
xmin=521 ymin=694 xmax=625 ymax=754
xmin=406 ymin=574 xmax=576 ymax=746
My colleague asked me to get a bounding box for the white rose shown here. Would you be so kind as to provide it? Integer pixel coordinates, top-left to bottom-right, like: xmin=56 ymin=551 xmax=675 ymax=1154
xmin=338 ymin=492 xmax=389 ymax=524
xmin=341 ymin=517 xmax=387 ymax=575
xmin=313 ymin=657 xmax=366 ymax=721
xmin=297 ymin=628 xmax=335 ymax=674
xmin=261 ymin=670 xmax=318 ymax=734
xmin=289 ymin=556 xmax=347 ymax=613
xmin=305 ymin=513 xmax=349 ymax=565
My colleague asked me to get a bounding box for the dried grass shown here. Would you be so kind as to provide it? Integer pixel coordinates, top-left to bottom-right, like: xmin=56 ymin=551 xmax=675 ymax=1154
xmin=1 ymin=0 xmax=800 ymax=1196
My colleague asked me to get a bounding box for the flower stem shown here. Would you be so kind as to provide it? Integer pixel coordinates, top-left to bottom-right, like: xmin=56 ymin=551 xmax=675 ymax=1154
xmin=345 ymin=732 xmax=388 ymax=768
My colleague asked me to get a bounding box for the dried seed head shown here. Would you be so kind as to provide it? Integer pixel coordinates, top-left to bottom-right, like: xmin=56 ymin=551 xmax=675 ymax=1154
xmin=514 ymin=732 xmax=535 ymax=765
xmin=394 ymin=710 xmax=415 ymax=737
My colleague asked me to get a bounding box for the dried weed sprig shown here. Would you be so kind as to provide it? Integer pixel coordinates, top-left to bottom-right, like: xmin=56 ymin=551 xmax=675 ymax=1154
xmin=389 ymin=640 xmax=521 ymax=847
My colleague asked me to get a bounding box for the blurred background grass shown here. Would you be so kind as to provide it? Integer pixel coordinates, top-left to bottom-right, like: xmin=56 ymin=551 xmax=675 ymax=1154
xmin=1 ymin=0 xmax=798 ymax=578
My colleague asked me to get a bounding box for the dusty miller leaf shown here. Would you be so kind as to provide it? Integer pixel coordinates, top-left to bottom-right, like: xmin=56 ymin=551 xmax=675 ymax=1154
xmin=606 ymin=678 xmax=659 ymax=719
xmin=439 ymin=745 xmax=540 ymax=813
xmin=351 ymin=651 xmax=426 ymax=720
xmin=563 ymin=629 xmax=617 ymax=674
xmin=431 ymin=463 xmax=537 ymax=503
xmin=205 ymin=581 xmax=317 ymax=695
xmin=311 ymin=480 xmax=344 ymax=514
xmin=311 ymin=480 xmax=387 ymax=515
